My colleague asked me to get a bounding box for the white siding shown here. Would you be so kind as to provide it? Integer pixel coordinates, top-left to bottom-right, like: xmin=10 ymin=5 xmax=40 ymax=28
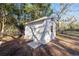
xmin=24 ymin=18 xmax=56 ymax=48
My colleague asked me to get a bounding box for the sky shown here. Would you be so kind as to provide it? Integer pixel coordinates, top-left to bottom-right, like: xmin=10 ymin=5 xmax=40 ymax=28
xmin=52 ymin=3 xmax=79 ymax=21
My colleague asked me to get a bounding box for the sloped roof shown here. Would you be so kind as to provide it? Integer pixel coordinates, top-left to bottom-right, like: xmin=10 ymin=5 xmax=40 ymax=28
xmin=25 ymin=16 xmax=48 ymax=25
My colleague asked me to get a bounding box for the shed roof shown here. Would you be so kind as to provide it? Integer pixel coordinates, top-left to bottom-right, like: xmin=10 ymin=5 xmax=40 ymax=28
xmin=25 ymin=16 xmax=48 ymax=25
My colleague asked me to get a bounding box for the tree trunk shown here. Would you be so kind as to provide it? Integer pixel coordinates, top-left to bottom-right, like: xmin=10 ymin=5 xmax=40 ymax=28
xmin=1 ymin=18 xmax=5 ymax=37
xmin=1 ymin=22 xmax=5 ymax=34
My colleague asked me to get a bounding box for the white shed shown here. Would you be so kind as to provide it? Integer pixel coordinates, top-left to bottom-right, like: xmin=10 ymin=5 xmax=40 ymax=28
xmin=24 ymin=15 xmax=56 ymax=49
